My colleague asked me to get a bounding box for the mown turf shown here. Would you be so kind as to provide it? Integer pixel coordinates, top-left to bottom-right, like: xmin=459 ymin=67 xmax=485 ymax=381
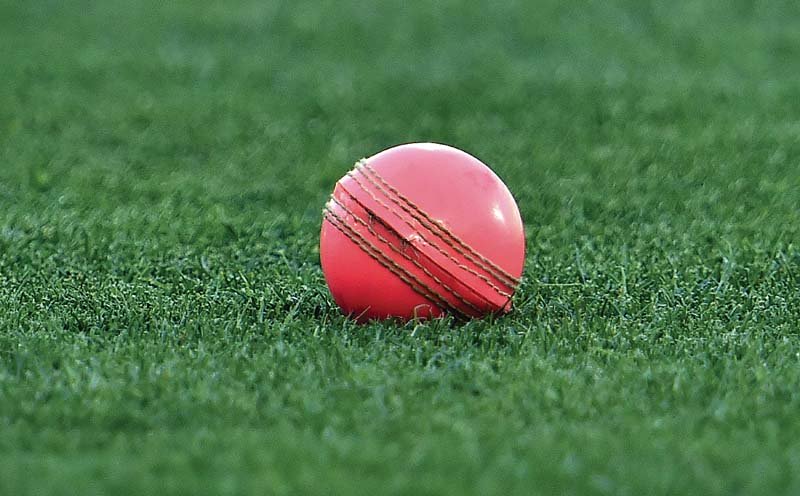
xmin=1 ymin=0 xmax=800 ymax=494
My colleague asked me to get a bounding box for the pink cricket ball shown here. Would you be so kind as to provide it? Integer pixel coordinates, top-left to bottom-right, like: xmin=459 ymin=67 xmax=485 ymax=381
xmin=320 ymin=143 xmax=525 ymax=322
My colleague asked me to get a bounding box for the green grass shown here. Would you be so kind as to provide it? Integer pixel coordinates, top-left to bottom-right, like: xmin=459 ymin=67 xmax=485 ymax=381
xmin=1 ymin=0 xmax=800 ymax=494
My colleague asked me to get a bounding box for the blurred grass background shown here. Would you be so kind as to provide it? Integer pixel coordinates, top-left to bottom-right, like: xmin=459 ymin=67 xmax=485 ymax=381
xmin=1 ymin=0 xmax=799 ymax=494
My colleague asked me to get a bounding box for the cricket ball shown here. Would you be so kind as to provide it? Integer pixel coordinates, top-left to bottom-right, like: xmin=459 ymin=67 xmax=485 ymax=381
xmin=320 ymin=143 xmax=525 ymax=322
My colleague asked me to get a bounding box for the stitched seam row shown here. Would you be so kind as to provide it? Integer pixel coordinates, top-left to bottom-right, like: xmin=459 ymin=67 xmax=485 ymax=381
xmin=329 ymin=196 xmax=484 ymax=315
xmin=358 ymin=160 xmax=520 ymax=287
xmin=346 ymin=170 xmax=513 ymax=300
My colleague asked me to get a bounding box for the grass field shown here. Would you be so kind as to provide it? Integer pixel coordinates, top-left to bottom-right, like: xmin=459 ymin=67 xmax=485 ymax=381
xmin=2 ymin=0 xmax=800 ymax=494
